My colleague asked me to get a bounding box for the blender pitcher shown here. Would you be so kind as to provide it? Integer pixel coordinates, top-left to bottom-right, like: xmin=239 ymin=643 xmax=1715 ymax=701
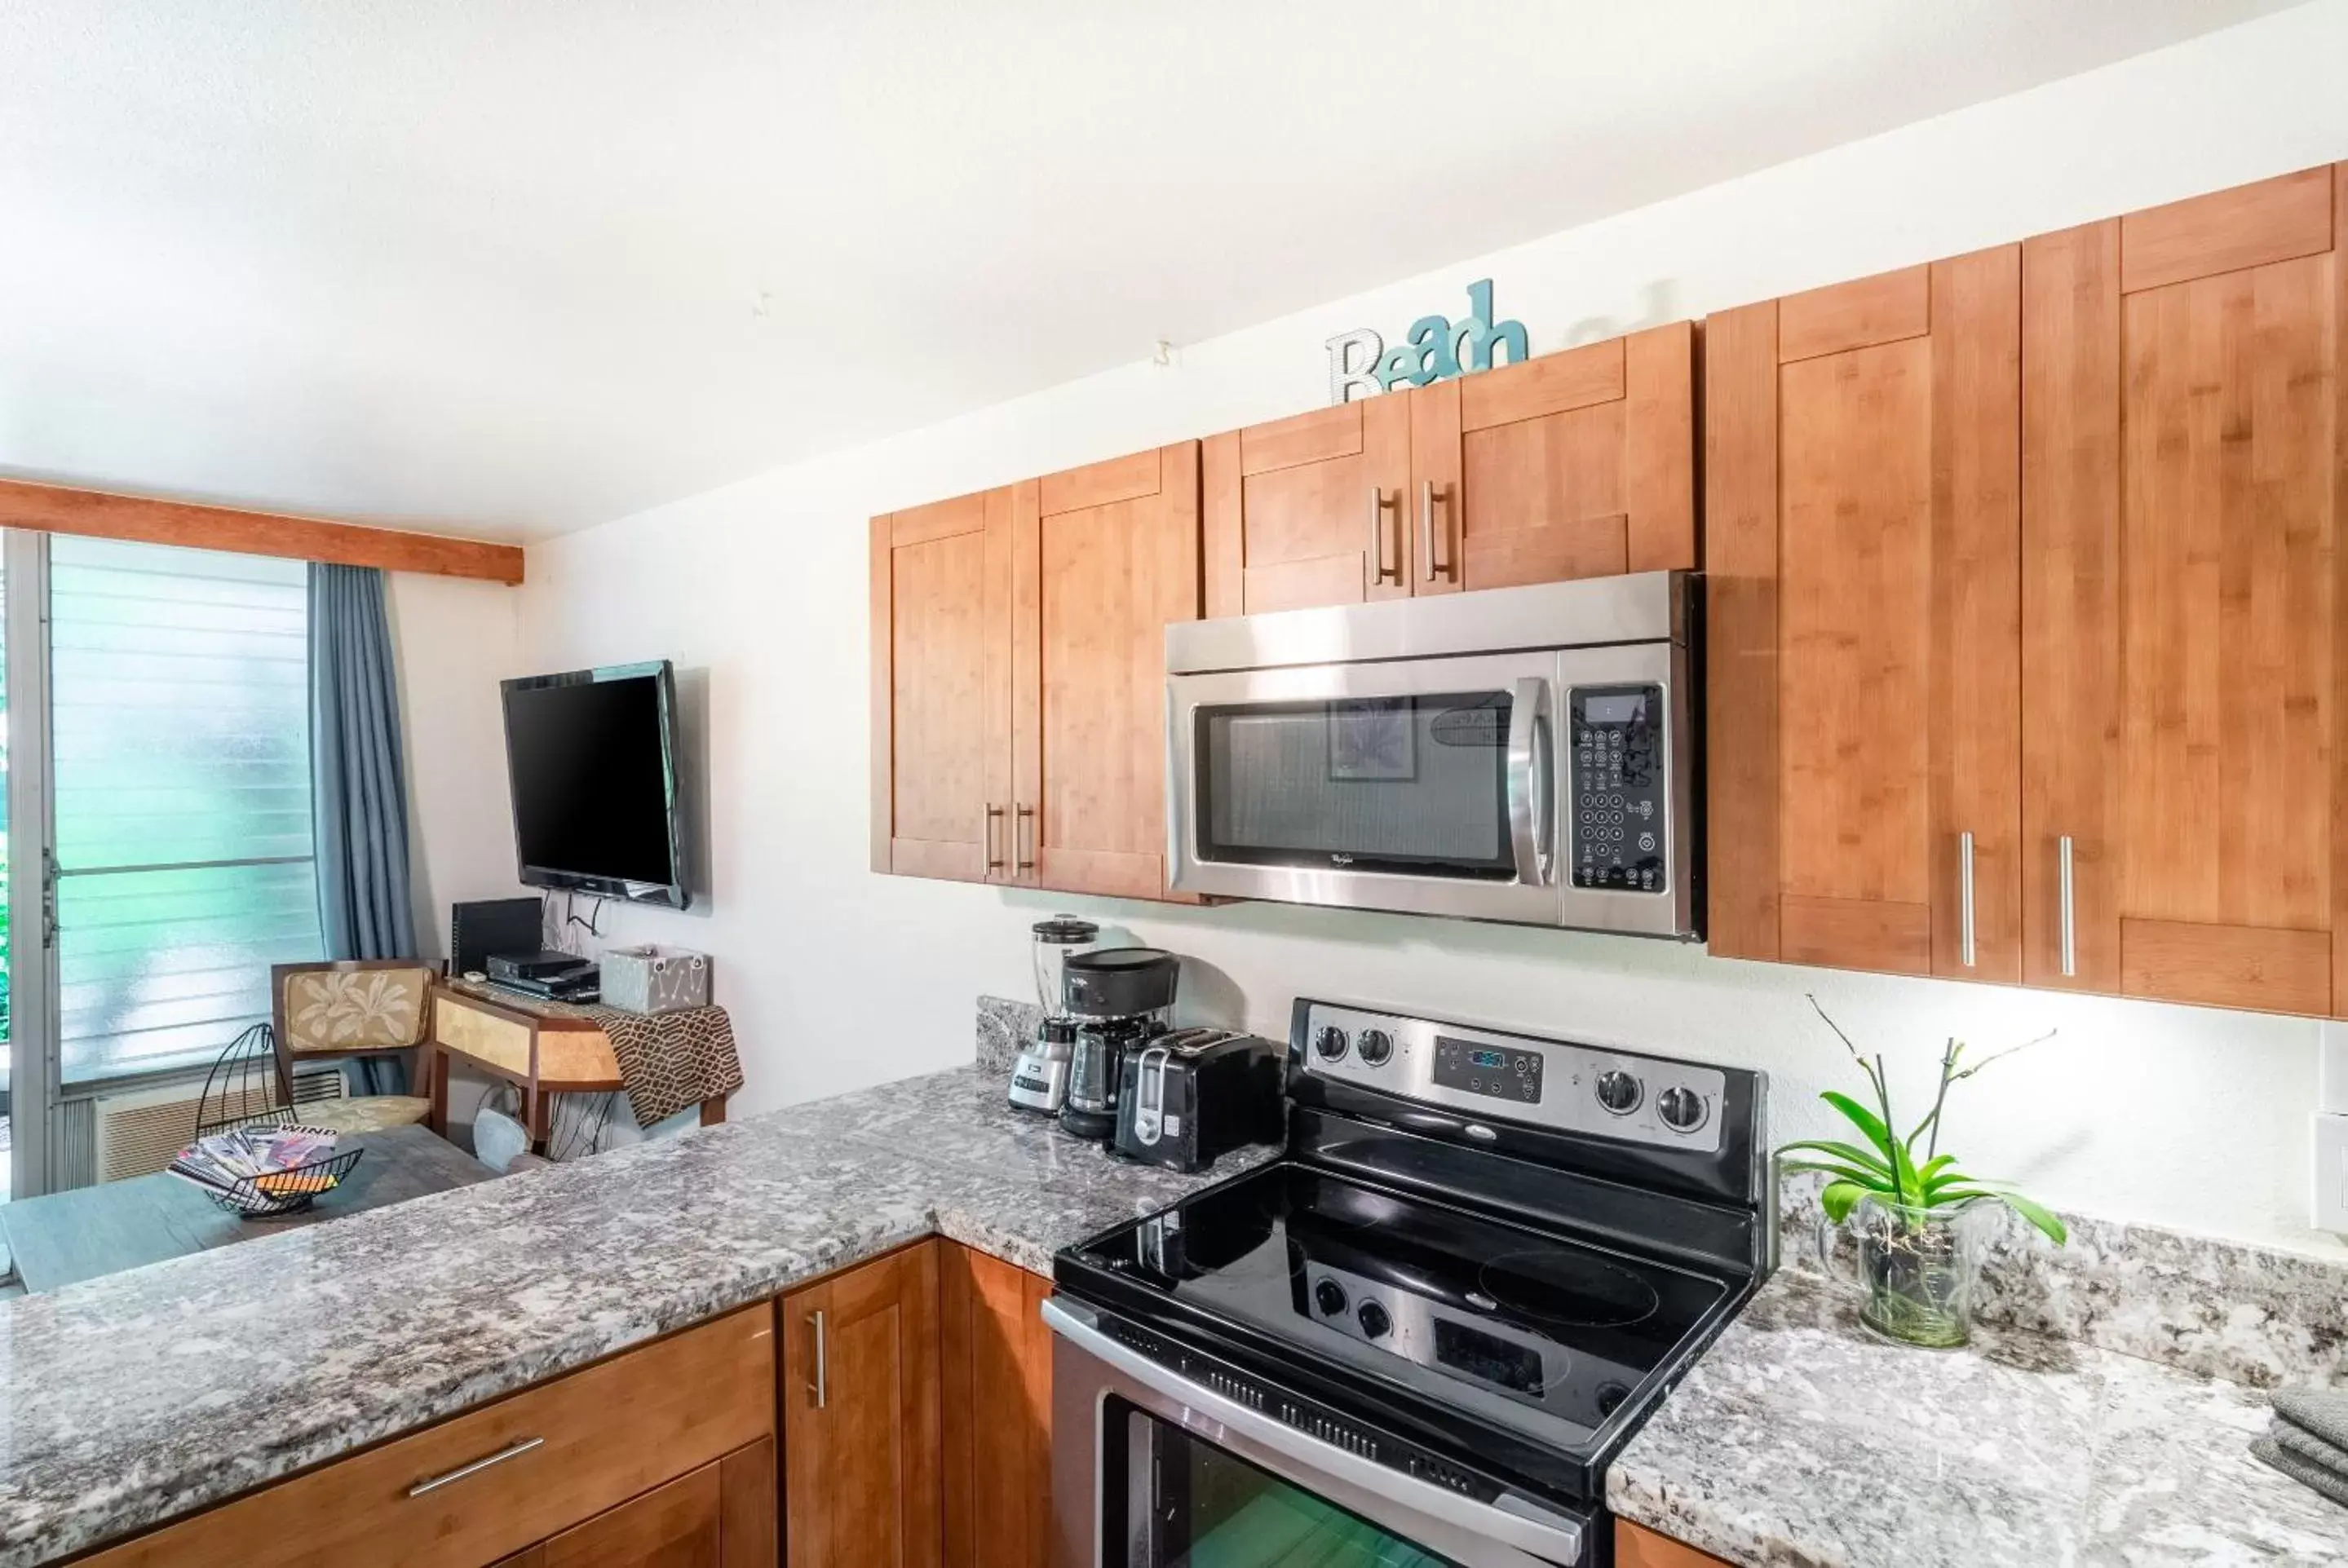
xmin=1007 ymin=916 xmax=1099 ymax=1114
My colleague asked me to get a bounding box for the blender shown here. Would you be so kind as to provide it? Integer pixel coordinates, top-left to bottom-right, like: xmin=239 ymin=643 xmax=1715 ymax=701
xmin=1006 ymin=915 xmax=1099 ymax=1114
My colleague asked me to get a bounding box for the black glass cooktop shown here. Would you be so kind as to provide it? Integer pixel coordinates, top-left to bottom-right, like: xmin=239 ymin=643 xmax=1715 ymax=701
xmin=1065 ymin=1161 xmax=1729 ymax=1456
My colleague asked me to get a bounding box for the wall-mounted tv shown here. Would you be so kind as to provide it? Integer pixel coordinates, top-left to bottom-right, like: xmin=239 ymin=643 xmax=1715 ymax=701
xmin=502 ymin=660 xmax=690 ymax=908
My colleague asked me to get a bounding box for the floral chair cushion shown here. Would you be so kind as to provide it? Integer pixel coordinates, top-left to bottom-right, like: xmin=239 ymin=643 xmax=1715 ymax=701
xmin=283 ymin=966 xmax=431 ymax=1054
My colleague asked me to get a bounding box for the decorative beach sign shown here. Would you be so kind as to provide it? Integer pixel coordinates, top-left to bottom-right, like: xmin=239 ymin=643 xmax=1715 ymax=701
xmin=1324 ymin=279 xmax=1528 ymax=404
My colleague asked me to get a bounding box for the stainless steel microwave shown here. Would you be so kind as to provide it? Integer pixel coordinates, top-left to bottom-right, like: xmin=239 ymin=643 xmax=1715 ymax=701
xmin=1165 ymin=572 xmax=1696 ymax=938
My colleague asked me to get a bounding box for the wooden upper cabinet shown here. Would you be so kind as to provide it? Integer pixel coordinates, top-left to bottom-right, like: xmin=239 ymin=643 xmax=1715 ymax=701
xmin=1409 ymin=320 xmax=1696 ymax=594
xmin=1705 ymin=252 xmax=2023 ymax=983
xmin=2023 ymin=165 xmax=2344 ymax=1015
xmin=1203 ymin=397 xmax=1410 ymax=616
xmin=1013 ymin=442 xmax=1201 ymax=901
xmin=869 ymin=490 xmax=1014 ymax=883
xmin=1203 ymin=324 xmax=1696 ymax=617
xmin=780 ymin=1243 xmax=942 ymax=1568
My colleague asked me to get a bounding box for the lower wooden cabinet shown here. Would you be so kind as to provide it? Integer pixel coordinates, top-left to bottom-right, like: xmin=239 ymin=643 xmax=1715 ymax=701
xmin=77 ymin=1305 xmax=776 ymax=1568
xmin=494 ymin=1440 xmax=776 ymax=1568
xmin=1616 ymin=1518 xmax=1734 ymax=1567
xmin=940 ymin=1242 xmax=1054 ymax=1568
xmin=780 ymin=1240 xmax=944 ymax=1568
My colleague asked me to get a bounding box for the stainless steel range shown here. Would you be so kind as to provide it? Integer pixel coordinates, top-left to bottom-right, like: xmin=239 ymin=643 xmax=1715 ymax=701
xmin=1046 ymin=997 xmax=1768 ymax=1566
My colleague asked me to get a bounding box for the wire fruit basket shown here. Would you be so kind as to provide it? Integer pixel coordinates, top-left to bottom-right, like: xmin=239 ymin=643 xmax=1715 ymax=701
xmin=169 ymin=1125 xmax=365 ymax=1217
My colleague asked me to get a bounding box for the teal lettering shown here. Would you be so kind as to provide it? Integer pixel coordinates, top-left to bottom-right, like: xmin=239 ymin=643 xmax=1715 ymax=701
xmin=1449 ymin=278 xmax=1529 ymax=373
xmin=1406 ymin=314 xmax=1457 ymax=383
xmin=1374 ymin=342 xmax=1422 ymax=391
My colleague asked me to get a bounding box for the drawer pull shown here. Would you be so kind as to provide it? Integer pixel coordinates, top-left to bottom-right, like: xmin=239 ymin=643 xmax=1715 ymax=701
xmin=406 ymin=1435 xmax=545 ymax=1498
xmin=810 ymin=1309 xmax=829 ymax=1409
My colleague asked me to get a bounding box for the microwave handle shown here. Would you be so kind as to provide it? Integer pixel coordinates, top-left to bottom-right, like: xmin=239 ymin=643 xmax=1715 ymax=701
xmin=1506 ymin=679 xmax=1554 ymax=889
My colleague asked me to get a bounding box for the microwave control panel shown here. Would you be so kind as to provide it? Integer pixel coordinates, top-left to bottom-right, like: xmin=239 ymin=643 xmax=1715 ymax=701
xmin=1568 ymin=684 xmax=1666 ymax=894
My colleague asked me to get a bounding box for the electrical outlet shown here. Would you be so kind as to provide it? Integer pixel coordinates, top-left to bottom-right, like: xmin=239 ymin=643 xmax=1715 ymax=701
xmin=2316 ymin=1113 xmax=2348 ymax=1236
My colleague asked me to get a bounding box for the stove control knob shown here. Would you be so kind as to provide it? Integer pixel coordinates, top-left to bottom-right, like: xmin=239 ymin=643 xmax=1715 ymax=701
xmin=1657 ymin=1084 xmax=1709 ymax=1133
xmin=1313 ymin=1278 xmax=1348 ymax=1318
xmin=1594 ymin=1069 xmax=1643 ymax=1116
xmin=1314 ymin=1025 xmax=1350 ymax=1062
xmin=1356 ymin=1301 xmax=1392 ymax=1339
xmin=1596 ymin=1381 xmax=1630 ymax=1418
xmin=1355 ymin=1028 xmax=1393 ymax=1067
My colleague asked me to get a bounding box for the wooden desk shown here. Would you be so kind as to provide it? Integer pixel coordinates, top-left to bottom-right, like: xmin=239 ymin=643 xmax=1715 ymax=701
xmin=428 ymin=981 xmax=727 ymax=1153
xmin=0 ymin=1124 xmax=493 ymax=1292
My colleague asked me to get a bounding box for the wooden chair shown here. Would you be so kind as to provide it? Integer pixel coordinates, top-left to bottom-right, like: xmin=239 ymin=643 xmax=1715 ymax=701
xmin=270 ymin=960 xmax=438 ymax=1136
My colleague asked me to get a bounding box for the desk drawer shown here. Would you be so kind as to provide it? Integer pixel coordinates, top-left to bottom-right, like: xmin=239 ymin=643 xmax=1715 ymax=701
xmin=80 ymin=1304 xmax=775 ymax=1568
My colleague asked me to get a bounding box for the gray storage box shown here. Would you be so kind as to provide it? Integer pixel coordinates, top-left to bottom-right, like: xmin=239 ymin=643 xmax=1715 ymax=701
xmin=601 ymin=945 xmax=711 ymax=1015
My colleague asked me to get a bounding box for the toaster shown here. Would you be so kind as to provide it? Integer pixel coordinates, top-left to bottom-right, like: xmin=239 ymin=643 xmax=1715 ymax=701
xmin=1112 ymin=1027 xmax=1284 ymax=1173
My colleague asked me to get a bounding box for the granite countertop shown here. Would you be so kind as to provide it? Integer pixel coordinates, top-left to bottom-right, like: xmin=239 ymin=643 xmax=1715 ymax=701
xmin=1610 ymin=1269 xmax=2348 ymax=1566
xmin=0 ymin=1063 xmax=1273 ymax=1567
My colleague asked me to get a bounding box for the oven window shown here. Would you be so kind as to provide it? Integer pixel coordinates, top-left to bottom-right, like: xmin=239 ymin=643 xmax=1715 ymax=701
xmin=1113 ymin=1406 xmax=1454 ymax=1566
xmin=1193 ymin=692 xmax=1515 ymax=878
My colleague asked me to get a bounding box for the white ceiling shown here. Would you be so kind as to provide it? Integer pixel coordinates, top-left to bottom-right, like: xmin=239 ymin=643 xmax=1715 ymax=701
xmin=0 ymin=2 xmax=2305 ymax=542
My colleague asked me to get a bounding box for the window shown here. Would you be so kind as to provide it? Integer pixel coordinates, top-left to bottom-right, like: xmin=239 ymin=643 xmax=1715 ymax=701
xmin=49 ymin=537 xmax=321 ymax=1084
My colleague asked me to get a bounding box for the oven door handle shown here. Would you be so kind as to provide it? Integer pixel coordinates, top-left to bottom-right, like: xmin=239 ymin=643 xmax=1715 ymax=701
xmin=1506 ymin=679 xmax=1554 ymax=889
xmin=1041 ymin=1298 xmax=1588 ymax=1566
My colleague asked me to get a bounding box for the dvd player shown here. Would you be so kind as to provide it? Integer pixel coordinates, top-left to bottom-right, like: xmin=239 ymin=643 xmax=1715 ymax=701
xmin=489 ymin=951 xmax=592 ymax=983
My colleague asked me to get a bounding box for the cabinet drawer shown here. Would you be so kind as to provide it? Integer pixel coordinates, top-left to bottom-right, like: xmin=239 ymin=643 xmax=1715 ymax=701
xmin=80 ymin=1305 xmax=775 ymax=1568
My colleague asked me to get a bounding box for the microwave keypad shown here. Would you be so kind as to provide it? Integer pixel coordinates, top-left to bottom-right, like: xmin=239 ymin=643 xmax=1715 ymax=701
xmin=1569 ymin=685 xmax=1665 ymax=894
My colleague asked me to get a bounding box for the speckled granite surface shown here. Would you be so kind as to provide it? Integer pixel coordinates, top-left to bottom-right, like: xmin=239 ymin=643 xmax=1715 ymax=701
xmin=1611 ymin=1269 xmax=2348 ymax=1566
xmin=0 ymin=1062 xmax=1272 ymax=1566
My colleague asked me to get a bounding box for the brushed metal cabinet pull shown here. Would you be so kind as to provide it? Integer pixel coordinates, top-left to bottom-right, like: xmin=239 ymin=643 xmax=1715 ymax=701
xmin=1366 ymin=488 xmax=1400 ymax=585
xmin=1420 ymin=480 xmax=1453 ymax=581
xmin=407 ymin=1436 xmax=545 ymax=1499
xmin=984 ymin=804 xmax=1005 ymax=873
xmin=1958 ymin=831 xmax=1977 ymax=968
xmin=2058 ymin=835 xmax=2076 ymax=978
xmin=1015 ymin=804 xmax=1037 ymax=874
xmin=809 ymin=1309 xmax=827 ymax=1409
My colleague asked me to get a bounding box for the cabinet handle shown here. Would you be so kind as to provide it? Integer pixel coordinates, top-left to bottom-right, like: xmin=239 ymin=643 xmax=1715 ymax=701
xmin=2058 ymin=835 xmax=2076 ymax=978
xmin=1366 ymin=488 xmax=1400 ymax=585
xmin=1420 ymin=481 xmax=1453 ymax=582
xmin=809 ymin=1309 xmax=827 ymax=1410
xmin=984 ymin=804 xmax=1005 ymax=873
xmin=1015 ymin=804 xmax=1037 ymax=875
xmin=1958 ymin=831 xmax=1977 ymax=968
xmin=406 ymin=1436 xmax=544 ymax=1498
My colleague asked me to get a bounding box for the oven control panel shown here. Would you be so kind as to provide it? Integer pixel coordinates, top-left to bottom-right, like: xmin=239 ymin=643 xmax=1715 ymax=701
xmin=1568 ymin=683 xmax=1666 ymax=894
xmin=1299 ymin=1000 xmax=1727 ymax=1154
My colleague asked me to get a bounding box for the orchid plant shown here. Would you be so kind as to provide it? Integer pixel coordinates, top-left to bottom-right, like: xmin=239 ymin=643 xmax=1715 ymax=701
xmin=1780 ymin=996 xmax=2067 ymax=1246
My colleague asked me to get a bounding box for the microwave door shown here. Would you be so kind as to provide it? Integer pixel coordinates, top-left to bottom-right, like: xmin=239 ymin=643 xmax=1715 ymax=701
xmin=1165 ymin=651 xmax=1566 ymax=927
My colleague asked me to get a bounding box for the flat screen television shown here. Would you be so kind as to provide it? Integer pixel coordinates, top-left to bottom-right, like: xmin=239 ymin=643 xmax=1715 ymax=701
xmin=502 ymin=660 xmax=690 ymax=908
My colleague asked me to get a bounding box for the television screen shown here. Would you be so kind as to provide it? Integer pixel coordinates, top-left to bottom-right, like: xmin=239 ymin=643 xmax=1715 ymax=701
xmin=502 ymin=662 xmax=688 ymax=907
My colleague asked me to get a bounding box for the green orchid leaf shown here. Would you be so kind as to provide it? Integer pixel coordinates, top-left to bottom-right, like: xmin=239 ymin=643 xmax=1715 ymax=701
xmin=1820 ymin=1091 xmax=1902 ymax=1168
xmin=1779 ymin=1138 xmax=1894 ymax=1175
xmin=1779 ymin=1159 xmax=1895 ymax=1193
xmin=1917 ymin=1154 xmax=1957 ymax=1183
xmin=1819 ymin=1181 xmax=1869 ymax=1224
xmin=1992 ymin=1191 xmax=2067 ymax=1245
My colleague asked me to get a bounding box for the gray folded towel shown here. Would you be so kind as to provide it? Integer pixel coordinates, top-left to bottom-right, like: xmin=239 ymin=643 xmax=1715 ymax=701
xmin=2255 ymin=1438 xmax=2348 ymax=1508
xmin=2273 ymin=1415 xmax=2348 ymax=1477
xmin=2275 ymin=1389 xmax=2348 ymax=1452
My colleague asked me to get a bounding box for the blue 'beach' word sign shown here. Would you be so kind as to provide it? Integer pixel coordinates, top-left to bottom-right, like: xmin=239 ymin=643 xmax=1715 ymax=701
xmin=1324 ymin=280 xmax=1528 ymax=404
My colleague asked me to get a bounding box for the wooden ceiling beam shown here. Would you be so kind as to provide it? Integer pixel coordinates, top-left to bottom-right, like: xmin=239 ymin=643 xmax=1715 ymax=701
xmin=0 ymin=479 xmax=526 ymax=584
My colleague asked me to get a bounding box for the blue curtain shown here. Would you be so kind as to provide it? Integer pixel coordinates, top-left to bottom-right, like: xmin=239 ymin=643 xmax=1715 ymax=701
xmin=310 ymin=563 xmax=418 ymax=962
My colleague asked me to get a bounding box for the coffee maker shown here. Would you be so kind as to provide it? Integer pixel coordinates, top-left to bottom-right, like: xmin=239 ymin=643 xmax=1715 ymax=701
xmin=1059 ymin=947 xmax=1179 ymax=1142
xmin=1007 ymin=916 xmax=1099 ymax=1115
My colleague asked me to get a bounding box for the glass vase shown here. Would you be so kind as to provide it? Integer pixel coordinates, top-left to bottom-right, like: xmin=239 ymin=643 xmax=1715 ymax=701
xmin=1814 ymin=1195 xmax=1991 ymax=1348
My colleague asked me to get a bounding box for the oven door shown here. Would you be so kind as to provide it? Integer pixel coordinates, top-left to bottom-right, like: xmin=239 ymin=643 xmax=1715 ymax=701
xmin=1046 ymin=1300 xmax=1590 ymax=1568
xmin=1166 ymin=651 xmax=1567 ymax=926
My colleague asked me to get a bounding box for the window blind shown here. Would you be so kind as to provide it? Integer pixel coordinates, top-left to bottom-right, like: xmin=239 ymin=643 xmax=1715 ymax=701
xmin=50 ymin=537 xmax=321 ymax=1084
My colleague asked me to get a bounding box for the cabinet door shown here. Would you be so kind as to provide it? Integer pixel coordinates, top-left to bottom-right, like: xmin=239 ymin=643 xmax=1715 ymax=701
xmin=497 ymin=1441 xmax=776 ymax=1568
xmin=780 ymin=1243 xmax=942 ymax=1568
xmin=1616 ymin=1519 xmax=1735 ymax=1568
xmin=1408 ymin=321 xmax=1696 ymax=594
xmin=2025 ymin=166 xmax=2343 ymax=1014
xmin=1013 ymin=442 xmax=1201 ymax=900
xmin=869 ymin=490 xmax=1015 ymax=882
xmin=940 ymin=1245 xmax=1052 ymax=1568
xmin=1706 ymin=252 xmax=2023 ymax=980
xmin=1201 ymin=397 xmax=1410 ymax=616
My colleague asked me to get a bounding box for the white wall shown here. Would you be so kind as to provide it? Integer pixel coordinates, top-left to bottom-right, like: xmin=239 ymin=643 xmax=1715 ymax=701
xmin=468 ymin=3 xmax=2348 ymax=1255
